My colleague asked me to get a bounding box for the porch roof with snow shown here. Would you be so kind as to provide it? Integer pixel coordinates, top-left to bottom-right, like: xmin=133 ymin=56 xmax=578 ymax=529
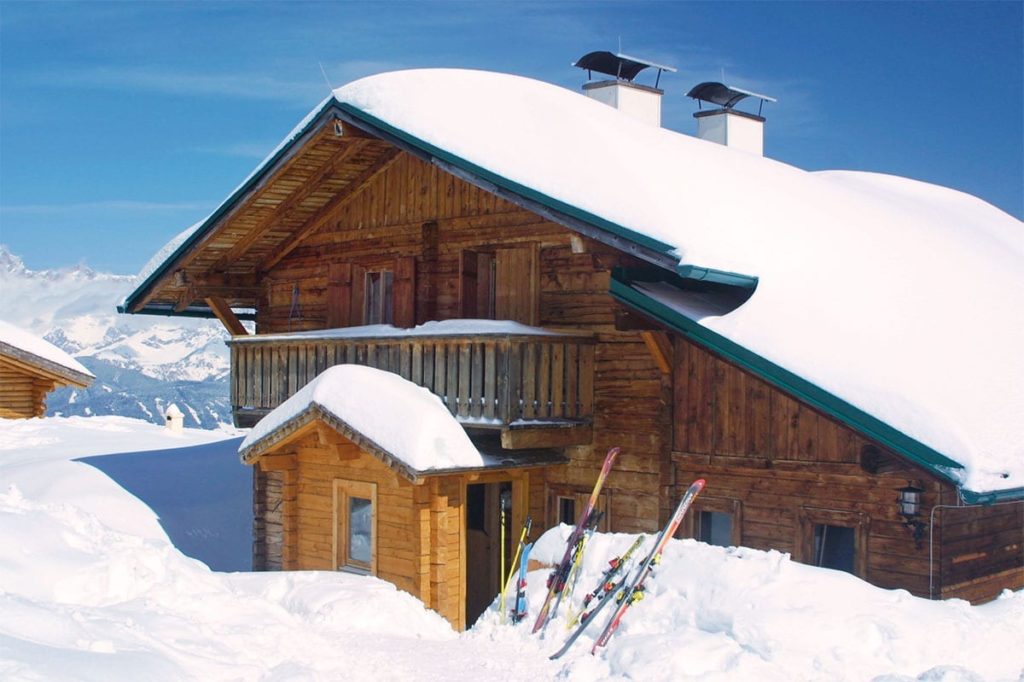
xmin=0 ymin=319 xmax=94 ymax=389
xmin=125 ymin=69 xmax=1022 ymax=500
xmin=238 ymin=365 xmax=566 ymax=483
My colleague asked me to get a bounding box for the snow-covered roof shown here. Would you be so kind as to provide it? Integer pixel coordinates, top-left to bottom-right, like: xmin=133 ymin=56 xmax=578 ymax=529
xmin=330 ymin=69 xmax=1023 ymax=497
xmin=129 ymin=68 xmax=1022 ymax=497
xmin=0 ymin=318 xmax=94 ymax=386
xmin=239 ymin=365 xmax=486 ymax=476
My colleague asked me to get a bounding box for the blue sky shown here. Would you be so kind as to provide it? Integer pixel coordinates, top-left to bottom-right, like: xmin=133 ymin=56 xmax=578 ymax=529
xmin=1 ymin=1 xmax=1021 ymax=274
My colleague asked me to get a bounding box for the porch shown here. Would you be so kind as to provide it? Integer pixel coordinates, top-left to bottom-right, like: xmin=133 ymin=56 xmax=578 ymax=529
xmin=228 ymin=321 xmax=596 ymax=448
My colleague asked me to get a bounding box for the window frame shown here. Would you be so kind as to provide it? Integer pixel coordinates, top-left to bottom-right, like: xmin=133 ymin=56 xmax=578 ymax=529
xmin=680 ymin=495 xmax=743 ymax=546
xmin=545 ymin=484 xmax=611 ymax=531
xmin=333 ymin=479 xmax=378 ymax=574
xmin=795 ymin=506 xmax=869 ymax=578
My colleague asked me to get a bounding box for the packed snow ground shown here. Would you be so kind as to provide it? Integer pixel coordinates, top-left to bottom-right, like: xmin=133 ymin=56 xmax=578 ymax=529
xmin=1 ymin=417 xmax=1021 ymax=681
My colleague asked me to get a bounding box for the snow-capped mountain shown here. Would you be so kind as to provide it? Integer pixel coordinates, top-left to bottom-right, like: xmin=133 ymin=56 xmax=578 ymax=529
xmin=0 ymin=246 xmax=235 ymax=429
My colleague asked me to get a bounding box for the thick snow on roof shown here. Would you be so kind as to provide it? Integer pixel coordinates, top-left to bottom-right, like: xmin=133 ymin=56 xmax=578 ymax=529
xmin=241 ymin=364 xmax=483 ymax=471
xmin=334 ymin=69 xmax=1024 ymax=494
xmin=0 ymin=318 xmax=93 ymax=379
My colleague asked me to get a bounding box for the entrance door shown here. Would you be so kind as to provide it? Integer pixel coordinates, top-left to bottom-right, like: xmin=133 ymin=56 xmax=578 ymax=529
xmin=465 ymin=481 xmax=513 ymax=626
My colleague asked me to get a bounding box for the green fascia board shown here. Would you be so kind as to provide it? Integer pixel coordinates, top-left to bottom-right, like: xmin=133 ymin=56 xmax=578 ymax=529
xmin=609 ymin=275 xmax=967 ymax=483
xmin=332 ymin=101 xmax=678 ymax=257
xmin=676 ymin=265 xmax=759 ymax=289
xmin=959 ymin=487 xmax=1024 ymax=504
xmin=121 ymin=98 xmax=340 ymax=316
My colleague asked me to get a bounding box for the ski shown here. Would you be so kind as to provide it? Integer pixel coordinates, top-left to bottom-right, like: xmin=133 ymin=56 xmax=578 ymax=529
xmin=511 ymin=541 xmax=533 ymax=623
xmin=570 ymin=533 xmax=647 ymax=626
xmin=532 ymin=446 xmax=621 ymax=634
xmin=500 ymin=516 xmax=532 ymax=624
xmin=552 ymin=510 xmax=604 ymax=633
xmin=590 ymin=478 xmax=706 ymax=654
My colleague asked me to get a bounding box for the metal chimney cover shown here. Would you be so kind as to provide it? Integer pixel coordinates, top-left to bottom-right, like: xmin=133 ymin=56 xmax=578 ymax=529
xmin=687 ymin=82 xmax=777 ymax=109
xmin=574 ymin=51 xmax=676 ymax=82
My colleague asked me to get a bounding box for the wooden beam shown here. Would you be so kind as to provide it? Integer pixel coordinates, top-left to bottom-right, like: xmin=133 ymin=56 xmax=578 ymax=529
xmin=500 ymin=424 xmax=593 ymax=450
xmin=126 ymin=123 xmax=337 ymax=313
xmin=205 ymin=296 xmax=249 ymax=336
xmin=640 ymin=331 xmax=672 ymax=375
xmin=173 ymin=286 xmax=195 ymax=313
xmin=212 ymin=139 xmax=370 ymax=270
xmin=261 ymin=146 xmax=402 ymax=272
xmin=257 ymin=454 xmax=296 ymax=472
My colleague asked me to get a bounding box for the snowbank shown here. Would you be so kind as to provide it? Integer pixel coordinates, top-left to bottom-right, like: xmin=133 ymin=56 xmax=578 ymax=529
xmin=334 ymin=69 xmax=1024 ymax=494
xmin=1 ymin=417 xmax=1021 ymax=680
xmin=241 ymin=364 xmax=484 ymax=471
xmin=0 ymin=318 xmax=92 ymax=378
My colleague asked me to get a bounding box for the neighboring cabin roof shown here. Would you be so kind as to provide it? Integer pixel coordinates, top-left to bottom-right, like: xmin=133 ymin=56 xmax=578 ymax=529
xmin=129 ymin=69 xmax=1023 ymax=499
xmin=0 ymin=319 xmax=94 ymax=389
xmin=239 ymin=365 xmax=565 ymax=482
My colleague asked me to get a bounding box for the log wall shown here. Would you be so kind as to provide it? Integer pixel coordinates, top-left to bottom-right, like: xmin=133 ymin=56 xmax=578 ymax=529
xmin=258 ymin=151 xmax=670 ymax=537
xmin=672 ymin=335 xmax=1023 ymax=602
xmin=0 ymin=358 xmax=55 ymax=418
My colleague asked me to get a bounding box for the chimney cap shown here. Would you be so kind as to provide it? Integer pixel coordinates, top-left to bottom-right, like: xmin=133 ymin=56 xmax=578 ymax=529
xmin=574 ymin=51 xmax=676 ymax=83
xmin=687 ymin=82 xmax=777 ymax=109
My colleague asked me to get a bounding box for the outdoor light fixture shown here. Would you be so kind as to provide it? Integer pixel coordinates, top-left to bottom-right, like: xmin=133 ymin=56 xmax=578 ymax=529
xmin=897 ymin=482 xmax=926 ymax=548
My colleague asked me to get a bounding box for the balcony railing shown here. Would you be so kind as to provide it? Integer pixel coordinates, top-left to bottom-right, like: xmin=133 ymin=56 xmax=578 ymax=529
xmin=227 ymin=321 xmax=595 ymax=430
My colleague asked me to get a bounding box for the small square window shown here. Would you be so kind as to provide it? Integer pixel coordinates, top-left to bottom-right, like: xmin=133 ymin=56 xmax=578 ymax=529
xmin=697 ymin=510 xmax=733 ymax=547
xmin=813 ymin=524 xmax=855 ymax=574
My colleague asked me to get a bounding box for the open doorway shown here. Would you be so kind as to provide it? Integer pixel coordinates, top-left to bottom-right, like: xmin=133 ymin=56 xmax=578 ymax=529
xmin=465 ymin=481 xmax=513 ymax=626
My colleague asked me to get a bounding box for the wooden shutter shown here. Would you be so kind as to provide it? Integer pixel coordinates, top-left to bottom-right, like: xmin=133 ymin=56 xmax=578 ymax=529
xmin=393 ymin=256 xmax=417 ymax=327
xmin=495 ymin=245 xmax=538 ymax=325
xmin=350 ymin=264 xmax=366 ymax=326
xmin=327 ymin=263 xmax=353 ymax=328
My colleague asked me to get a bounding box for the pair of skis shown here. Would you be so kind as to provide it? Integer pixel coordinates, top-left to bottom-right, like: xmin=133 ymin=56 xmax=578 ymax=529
xmin=532 ymin=446 xmax=620 ymax=635
xmin=501 ymin=516 xmax=533 ymax=624
xmin=549 ymin=478 xmax=706 ymax=659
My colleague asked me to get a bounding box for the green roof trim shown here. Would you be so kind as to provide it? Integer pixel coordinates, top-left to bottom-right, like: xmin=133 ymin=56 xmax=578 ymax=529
xmin=121 ymin=98 xmax=340 ymax=316
xmin=332 ymin=101 xmax=678 ymax=258
xmin=609 ymin=273 xmax=967 ymax=484
xmin=959 ymin=487 xmax=1024 ymax=504
xmin=676 ymin=264 xmax=759 ymax=289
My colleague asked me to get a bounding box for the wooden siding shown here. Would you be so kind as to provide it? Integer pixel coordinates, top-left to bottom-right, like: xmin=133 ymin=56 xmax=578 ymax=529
xmin=671 ymin=335 xmax=1023 ymax=602
xmin=0 ymin=357 xmax=56 ymax=418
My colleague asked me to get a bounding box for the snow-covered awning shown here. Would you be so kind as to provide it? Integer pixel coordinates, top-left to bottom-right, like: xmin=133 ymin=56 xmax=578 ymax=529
xmin=0 ymin=319 xmax=94 ymax=388
xmin=239 ymin=365 xmax=565 ymax=482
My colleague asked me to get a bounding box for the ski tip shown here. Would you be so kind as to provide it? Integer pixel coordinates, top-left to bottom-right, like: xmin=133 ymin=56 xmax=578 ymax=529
xmin=692 ymin=478 xmax=707 ymax=489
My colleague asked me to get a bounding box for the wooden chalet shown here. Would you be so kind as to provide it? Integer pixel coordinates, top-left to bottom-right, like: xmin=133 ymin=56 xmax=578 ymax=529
xmin=121 ymin=67 xmax=1022 ymax=623
xmin=0 ymin=320 xmax=93 ymax=419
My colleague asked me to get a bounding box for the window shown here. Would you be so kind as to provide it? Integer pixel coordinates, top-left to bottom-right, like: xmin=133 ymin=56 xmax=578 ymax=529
xmin=812 ymin=524 xmax=855 ymax=574
xmin=546 ymin=485 xmax=610 ymax=531
xmin=334 ymin=479 xmax=377 ymax=573
xmin=796 ymin=507 xmax=868 ymax=577
xmin=696 ymin=510 xmax=734 ymax=547
xmin=557 ymin=496 xmax=576 ymax=525
xmin=460 ymin=246 xmax=537 ymax=324
xmin=681 ymin=496 xmax=742 ymax=545
xmin=364 ymin=270 xmax=393 ymax=325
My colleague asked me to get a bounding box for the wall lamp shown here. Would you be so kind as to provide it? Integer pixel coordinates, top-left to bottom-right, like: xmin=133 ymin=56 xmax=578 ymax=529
xmin=897 ymin=482 xmax=927 ymax=549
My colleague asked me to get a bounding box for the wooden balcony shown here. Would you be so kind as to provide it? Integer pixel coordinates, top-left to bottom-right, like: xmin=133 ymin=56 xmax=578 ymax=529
xmin=228 ymin=321 xmax=595 ymax=448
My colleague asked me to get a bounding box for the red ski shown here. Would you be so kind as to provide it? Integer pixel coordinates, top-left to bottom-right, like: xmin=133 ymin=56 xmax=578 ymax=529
xmin=532 ymin=446 xmax=620 ymax=634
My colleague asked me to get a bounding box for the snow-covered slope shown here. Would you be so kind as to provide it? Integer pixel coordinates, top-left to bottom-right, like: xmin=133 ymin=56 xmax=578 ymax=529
xmin=1 ymin=416 xmax=1021 ymax=681
xmin=0 ymin=247 xmax=233 ymax=428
